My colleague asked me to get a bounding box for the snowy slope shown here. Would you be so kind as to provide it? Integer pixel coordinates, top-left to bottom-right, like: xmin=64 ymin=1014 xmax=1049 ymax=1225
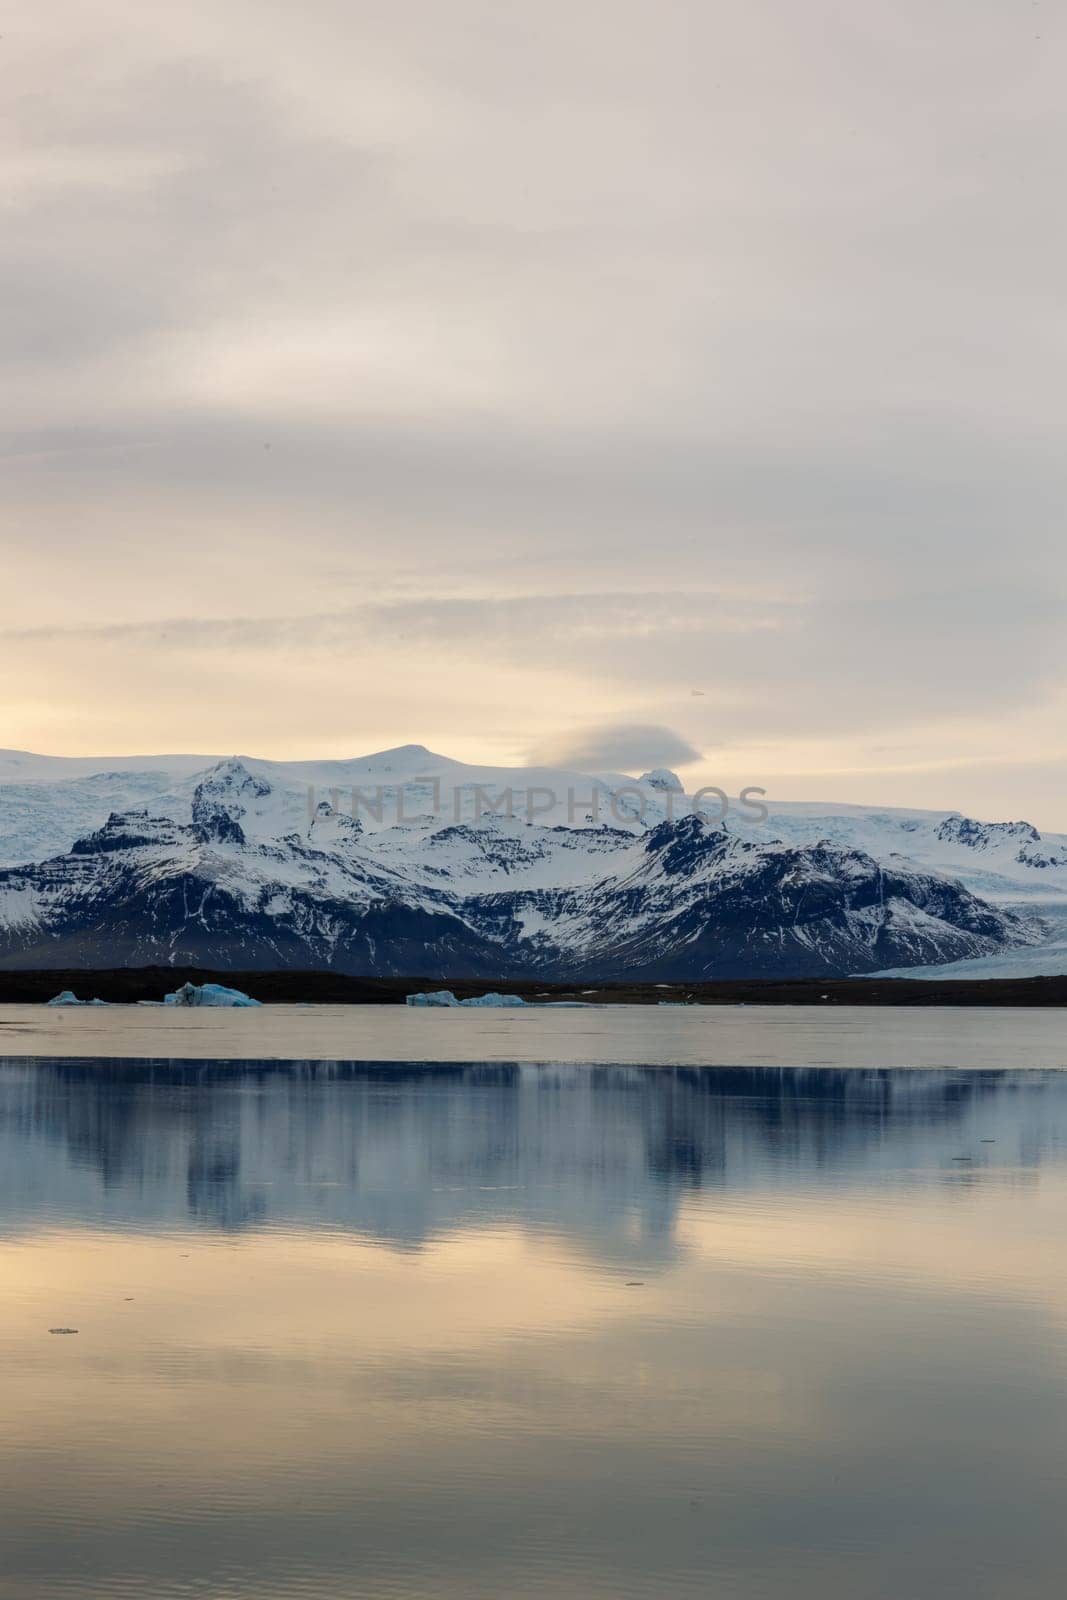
xmin=0 ymin=746 xmax=661 ymax=867
xmin=0 ymin=769 xmax=190 ymax=869
xmin=728 ymin=801 xmax=1067 ymax=903
xmin=481 ymin=816 xmax=1044 ymax=981
xmin=5 ymin=745 xmax=1066 ymax=898
xmin=0 ymin=783 xmax=493 ymax=976
xmin=0 ymin=759 xmax=1044 ymax=979
xmin=0 ymin=745 xmax=1063 ymax=978
xmin=0 ymin=750 xmax=217 ymax=783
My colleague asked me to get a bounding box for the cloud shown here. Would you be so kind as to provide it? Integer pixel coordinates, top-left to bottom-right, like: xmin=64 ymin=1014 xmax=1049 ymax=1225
xmin=528 ymin=725 xmax=702 ymax=775
xmin=1 ymin=1 xmax=1066 ymax=818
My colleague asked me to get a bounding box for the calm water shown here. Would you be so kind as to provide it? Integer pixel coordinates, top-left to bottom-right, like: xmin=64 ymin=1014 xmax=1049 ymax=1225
xmin=4 ymin=1053 xmax=1067 ymax=1597
xmin=2 ymin=1001 xmax=1067 ymax=1067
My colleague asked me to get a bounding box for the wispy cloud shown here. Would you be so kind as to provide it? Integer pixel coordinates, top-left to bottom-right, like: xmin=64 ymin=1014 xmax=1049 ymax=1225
xmin=2 ymin=1 xmax=1065 ymax=816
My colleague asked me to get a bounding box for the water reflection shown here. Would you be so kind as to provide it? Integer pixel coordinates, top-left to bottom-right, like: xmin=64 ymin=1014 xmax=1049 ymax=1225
xmin=0 ymin=1061 xmax=1060 ymax=1248
xmin=2 ymin=1061 xmax=1067 ymax=1600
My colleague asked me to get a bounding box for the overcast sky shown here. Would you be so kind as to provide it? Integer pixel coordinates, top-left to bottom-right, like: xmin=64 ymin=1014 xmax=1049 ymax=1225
xmin=3 ymin=1 xmax=1065 ymax=823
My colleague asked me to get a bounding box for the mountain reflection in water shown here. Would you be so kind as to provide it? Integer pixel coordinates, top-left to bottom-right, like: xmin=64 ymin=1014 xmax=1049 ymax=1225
xmin=0 ymin=1060 xmax=1056 ymax=1246
xmin=3 ymin=1059 xmax=1067 ymax=1600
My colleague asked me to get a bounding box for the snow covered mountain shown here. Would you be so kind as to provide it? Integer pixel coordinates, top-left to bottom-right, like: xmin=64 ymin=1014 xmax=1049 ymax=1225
xmin=3 ymin=744 xmax=1066 ymax=900
xmin=0 ymin=750 xmax=1049 ymax=979
xmin=730 ymin=801 xmax=1067 ymax=906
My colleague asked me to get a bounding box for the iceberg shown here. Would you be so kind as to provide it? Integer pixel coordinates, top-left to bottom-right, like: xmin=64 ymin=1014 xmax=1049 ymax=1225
xmin=46 ymin=991 xmax=110 ymax=1006
xmin=163 ymin=982 xmax=262 ymax=1008
xmin=405 ymin=990 xmax=529 ymax=1008
xmin=460 ymin=992 xmax=528 ymax=1008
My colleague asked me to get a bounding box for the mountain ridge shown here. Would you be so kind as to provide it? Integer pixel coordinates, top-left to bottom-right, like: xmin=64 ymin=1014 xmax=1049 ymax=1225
xmin=0 ymin=756 xmax=1048 ymax=980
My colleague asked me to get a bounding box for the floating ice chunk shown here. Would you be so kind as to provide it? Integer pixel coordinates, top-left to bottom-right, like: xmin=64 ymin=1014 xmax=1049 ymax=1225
xmin=163 ymin=982 xmax=262 ymax=1008
xmin=460 ymin=992 xmax=528 ymax=1008
xmin=47 ymin=990 xmax=85 ymax=1006
xmin=405 ymin=990 xmax=529 ymax=1007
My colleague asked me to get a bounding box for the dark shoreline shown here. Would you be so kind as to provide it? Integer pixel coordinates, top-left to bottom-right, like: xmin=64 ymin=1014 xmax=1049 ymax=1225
xmin=1 ymin=966 xmax=1065 ymax=1007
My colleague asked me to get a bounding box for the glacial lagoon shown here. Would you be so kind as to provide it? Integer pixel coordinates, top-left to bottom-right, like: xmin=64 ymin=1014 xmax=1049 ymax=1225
xmin=3 ymin=1015 xmax=1067 ymax=1597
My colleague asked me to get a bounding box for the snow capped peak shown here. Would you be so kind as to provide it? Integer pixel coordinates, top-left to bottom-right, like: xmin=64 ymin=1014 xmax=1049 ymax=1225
xmin=638 ymin=812 xmax=734 ymax=877
xmin=191 ymin=759 xmax=273 ymax=846
xmin=644 ymin=811 xmax=721 ymax=847
xmin=1 ymin=747 xmax=1066 ymax=968
xmin=196 ymin=757 xmax=271 ymax=797
xmin=351 ymin=743 xmax=439 ymax=771
xmin=936 ymin=815 xmax=1040 ymax=849
xmin=0 ymin=773 xmax=1043 ymax=978
xmin=638 ymin=768 xmax=683 ymax=792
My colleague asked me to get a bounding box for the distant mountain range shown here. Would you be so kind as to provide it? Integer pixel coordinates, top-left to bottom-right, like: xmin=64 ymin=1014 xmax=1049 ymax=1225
xmin=0 ymin=746 xmax=1063 ymax=980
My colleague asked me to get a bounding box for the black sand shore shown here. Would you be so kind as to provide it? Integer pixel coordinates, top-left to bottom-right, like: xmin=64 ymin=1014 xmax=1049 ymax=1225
xmin=1 ymin=967 xmax=1065 ymax=1007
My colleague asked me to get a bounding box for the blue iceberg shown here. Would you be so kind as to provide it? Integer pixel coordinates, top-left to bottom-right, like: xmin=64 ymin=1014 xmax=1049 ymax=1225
xmin=163 ymin=982 xmax=262 ymax=1008
xmin=460 ymin=992 xmax=528 ymax=1008
xmin=406 ymin=990 xmax=529 ymax=1008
